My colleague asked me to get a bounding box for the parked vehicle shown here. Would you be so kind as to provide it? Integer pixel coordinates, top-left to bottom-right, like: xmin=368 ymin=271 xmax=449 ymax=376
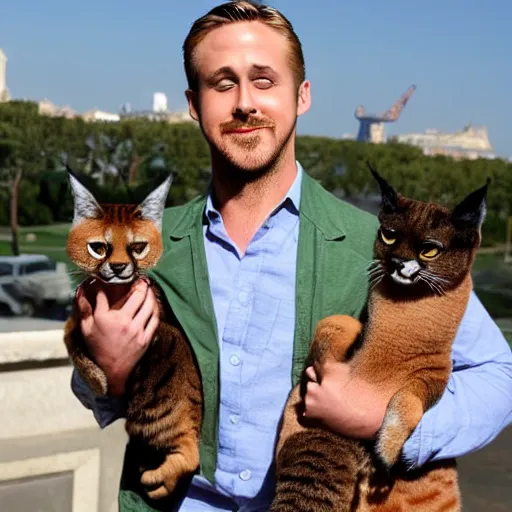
xmin=0 ymin=254 xmax=74 ymax=317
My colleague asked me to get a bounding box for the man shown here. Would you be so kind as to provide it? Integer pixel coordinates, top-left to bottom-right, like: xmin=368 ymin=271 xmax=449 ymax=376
xmin=72 ymin=2 xmax=512 ymax=511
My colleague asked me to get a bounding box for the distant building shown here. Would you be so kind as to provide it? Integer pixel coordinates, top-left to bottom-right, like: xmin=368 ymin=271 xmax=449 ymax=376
xmin=82 ymin=109 xmax=120 ymax=122
xmin=118 ymin=92 xmax=194 ymax=123
xmin=119 ymin=109 xmax=194 ymax=124
xmin=394 ymin=123 xmax=496 ymax=160
xmin=153 ymin=92 xmax=168 ymax=113
xmin=38 ymin=98 xmax=77 ymax=119
xmin=0 ymin=48 xmax=11 ymax=102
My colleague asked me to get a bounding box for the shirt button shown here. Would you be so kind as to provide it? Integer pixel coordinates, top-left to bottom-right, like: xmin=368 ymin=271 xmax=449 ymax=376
xmin=239 ymin=469 xmax=252 ymax=481
xmin=230 ymin=354 xmax=240 ymax=366
xmin=229 ymin=414 xmax=239 ymax=425
xmin=238 ymin=291 xmax=249 ymax=305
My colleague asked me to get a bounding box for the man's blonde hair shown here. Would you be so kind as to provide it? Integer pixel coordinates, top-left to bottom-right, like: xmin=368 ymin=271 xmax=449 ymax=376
xmin=183 ymin=1 xmax=306 ymax=91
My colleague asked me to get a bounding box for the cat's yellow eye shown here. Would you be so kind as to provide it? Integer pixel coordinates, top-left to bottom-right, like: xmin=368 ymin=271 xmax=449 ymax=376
xmin=380 ymin=230 xmax=397 ymax=245
xmin=419 ymin=247 xmax=440 ymax=260
xmin=87 ymin=241 xmax=107 ymax=260
xmin=130 ymin=242 xmax=149 ymax=259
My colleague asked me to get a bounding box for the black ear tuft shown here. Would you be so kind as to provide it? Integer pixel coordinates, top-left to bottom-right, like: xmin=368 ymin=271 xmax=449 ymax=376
xmin=367 ymin=162 xmax=399 ymax=213
xmin=451 ymin=179 xmax=490 ymax=230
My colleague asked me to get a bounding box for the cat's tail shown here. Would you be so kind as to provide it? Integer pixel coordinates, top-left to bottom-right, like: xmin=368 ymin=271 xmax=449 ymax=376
xmin=270 ymin=428 xmax=370 ymax=512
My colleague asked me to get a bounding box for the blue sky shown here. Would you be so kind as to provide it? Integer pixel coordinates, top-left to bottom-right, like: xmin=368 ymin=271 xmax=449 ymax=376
xmin=1 ymin=0 xmax=511 ymax=157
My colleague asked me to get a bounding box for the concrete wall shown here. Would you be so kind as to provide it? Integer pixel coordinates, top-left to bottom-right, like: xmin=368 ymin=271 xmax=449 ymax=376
xmin=0 ymin=329 xmax=127 ymax=512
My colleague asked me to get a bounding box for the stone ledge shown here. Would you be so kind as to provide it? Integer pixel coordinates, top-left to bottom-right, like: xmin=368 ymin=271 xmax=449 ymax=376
xmin=0 ymin=365 xmax=98 ymax=439
xmin=0 ymin=329 xmax=67 ymax=364
xmin=0 ymin=449 xmax=100 ymax=512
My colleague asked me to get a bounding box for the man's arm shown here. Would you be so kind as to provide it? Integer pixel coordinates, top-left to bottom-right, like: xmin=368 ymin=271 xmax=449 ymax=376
xmin=304 ymin=291 xmax=512 ymax=464
xmin=71 ymin=369 xmax=127 ymax=428
xmin=402 ymin=291 xmax=512 ymax=467
xmin=69 ymin=279 xmax=159 ymax=426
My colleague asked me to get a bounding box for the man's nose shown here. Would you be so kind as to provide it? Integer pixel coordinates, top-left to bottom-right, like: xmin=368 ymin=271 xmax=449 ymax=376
xmin=233 ymin=106 xmax=257 ymax=117
xmin=233 ymin=83 xmax=257 ymax=117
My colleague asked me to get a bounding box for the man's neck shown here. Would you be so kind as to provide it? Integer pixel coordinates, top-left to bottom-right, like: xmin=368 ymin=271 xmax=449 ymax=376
xmin=211 ymin=151 xmax=298 ymax=254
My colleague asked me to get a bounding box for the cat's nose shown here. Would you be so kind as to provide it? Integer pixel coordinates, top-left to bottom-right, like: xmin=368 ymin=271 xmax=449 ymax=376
xmin=399 ymin=260 xmax=421 ymax=278
xmin=391 ymin=257 xmax=405 ymax=269
xmin=110 ymin=263 xmax=128 ymax=275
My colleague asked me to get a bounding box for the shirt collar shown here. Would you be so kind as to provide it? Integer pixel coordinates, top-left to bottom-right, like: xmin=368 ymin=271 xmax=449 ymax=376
xmin=205 ymin=161 xmax=303 ymax=223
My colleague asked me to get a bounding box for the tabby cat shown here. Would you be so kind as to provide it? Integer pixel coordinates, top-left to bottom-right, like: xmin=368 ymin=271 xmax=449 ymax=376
xmin=271 ymin=166 xmax=489 ymax=512
xmin=63 ymin=168 xmax=202 ymax=502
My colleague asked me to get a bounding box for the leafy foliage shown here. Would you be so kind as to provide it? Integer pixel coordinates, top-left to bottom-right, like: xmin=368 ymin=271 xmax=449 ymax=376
xmin=1 ymin=100 xmax=511 ymax=246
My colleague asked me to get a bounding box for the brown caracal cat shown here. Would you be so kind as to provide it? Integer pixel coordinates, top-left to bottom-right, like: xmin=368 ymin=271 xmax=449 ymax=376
xmin=63 ymin=168 xmax=202 ymax=502
xmin=271 ymin=166 xmax=489 ymax=512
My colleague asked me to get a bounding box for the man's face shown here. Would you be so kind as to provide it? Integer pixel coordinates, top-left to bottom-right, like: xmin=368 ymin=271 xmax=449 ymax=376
xmin=186 ymin=21 xmax=311 ymax=174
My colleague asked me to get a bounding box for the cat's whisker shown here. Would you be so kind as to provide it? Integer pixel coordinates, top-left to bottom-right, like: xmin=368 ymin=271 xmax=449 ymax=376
xmin=368 ymin=269 xmax=384 ymax=281
xmin=368 ymin=266 xmax=385 ymax=278
xmin=418 ymin=275 xmax=436 ymax=294
xmin=431 ymin=277 xmax=449 ymax=288
xmin=367 ymin=259 xmax=383 ymax=271
xmin=368 ymin=262 xmax=384 ymax=278
xmin=368 ymin=270 xmax=386 ymax=289
xmin=428 ymin=274 xmax=450 ymax=285
xmin=421 ymin=271 xmax=449 ymax=293
xmin=418 ymin=273 xmax=445 ymax=296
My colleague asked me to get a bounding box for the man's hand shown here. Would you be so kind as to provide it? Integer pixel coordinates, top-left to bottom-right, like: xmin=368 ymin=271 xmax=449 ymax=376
xmin=303 ymin=362 xmax=391 ymax=440
xmin=76 ymin=279 xmax=160 ymax=396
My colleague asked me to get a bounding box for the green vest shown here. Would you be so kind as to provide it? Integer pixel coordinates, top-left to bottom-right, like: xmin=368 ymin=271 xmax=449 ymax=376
xmin=119 ymin=172 xmax=379 ymax=511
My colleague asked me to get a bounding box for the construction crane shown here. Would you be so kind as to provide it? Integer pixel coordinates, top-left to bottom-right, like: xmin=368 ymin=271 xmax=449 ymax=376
xmin=355 ymin=84 xmax=416 ymax=143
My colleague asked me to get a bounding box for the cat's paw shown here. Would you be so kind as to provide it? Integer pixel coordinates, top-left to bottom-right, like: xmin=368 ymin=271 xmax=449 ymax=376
xmin=375 ymin=408 xmax=408 ymax=469
xmin=140 ymin=466 xmax=177 ymax=500
xmin=375 ymin=388 xmax=424 ymax=469
xmin=312 ymin=315 xmax=363 ymax=364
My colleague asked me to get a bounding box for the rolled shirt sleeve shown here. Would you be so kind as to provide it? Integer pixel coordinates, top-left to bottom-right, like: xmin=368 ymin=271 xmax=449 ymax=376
xmin=402 ymin=292 xmax=512 ymax=467
xmin=71 ymin=369 xmax=127 ymax=428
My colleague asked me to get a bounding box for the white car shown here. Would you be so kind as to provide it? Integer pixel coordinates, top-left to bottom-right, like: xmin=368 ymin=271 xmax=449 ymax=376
xmin=0 ymin=254 xmax=74 ymax=317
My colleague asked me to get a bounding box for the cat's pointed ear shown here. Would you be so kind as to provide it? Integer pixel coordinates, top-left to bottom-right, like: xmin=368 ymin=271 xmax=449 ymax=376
xmin=367 ymin=162 xmax=399 ymax=212
xmin=138 ymin=174 xmax=173 ymax=231
xmin=67 ymin=166 xmax=103 ymax=223
xmin=451 ymin=178 xmax=490 ymax=229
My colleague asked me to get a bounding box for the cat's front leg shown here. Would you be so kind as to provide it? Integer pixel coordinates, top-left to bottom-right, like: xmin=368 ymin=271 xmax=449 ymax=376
xmin=139 ymin=433 xmax=200 ymax=500
xmin=375 ymin=375 xmax=449 ymax=468
xmin=311 ymin=315 xmax=363 ymax=365
xmin=374 ymin=388 xmax=423 ymax=469
xmin=300 ymin=315 xmax=362 ymax=399
xmin=63 ymin=316 xmax=109 ymax=395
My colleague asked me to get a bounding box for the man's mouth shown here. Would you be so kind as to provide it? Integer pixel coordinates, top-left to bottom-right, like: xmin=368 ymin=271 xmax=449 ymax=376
xmin=224 ymin=126 xmax=267 ymax=134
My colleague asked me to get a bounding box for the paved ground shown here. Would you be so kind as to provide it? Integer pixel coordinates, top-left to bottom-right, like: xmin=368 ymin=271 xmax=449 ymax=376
xmin=458 ymin=426 xmax=512 ymax=511
xmin=0 ymin=316 xmax=65 ymax=333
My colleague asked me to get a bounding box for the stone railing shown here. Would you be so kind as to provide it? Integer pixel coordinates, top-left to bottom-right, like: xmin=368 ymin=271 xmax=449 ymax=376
xmin=0 ymin=329 xmax=126 ymax=512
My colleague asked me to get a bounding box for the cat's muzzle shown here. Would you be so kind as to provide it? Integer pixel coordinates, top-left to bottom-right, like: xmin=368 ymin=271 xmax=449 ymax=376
xmin=390 ymin=258 xmax=421 ymax=285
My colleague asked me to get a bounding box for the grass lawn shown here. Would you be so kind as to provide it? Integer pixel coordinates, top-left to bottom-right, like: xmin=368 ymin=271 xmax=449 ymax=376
xmin=0 ymin=224 xmax=71 ymax=263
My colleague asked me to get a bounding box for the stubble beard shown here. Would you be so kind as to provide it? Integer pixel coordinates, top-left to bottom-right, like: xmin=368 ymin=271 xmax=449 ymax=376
xmin=205 ymin=120 xmax=297 ymax=185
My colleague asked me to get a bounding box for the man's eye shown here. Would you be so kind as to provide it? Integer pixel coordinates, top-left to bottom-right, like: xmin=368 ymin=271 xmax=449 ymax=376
xmin=254 ymin=78 xmax=273 ymax=89
xmin=216 ymin=79 xmax=235 ymax=91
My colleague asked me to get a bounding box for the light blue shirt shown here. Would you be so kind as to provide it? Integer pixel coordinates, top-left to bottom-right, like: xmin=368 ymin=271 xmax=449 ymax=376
xmin=72 ymin=162 xmax=512 ymax=512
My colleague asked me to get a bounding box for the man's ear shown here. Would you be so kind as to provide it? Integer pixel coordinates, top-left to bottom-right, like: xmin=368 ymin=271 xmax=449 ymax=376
xmin=297 ymin=80 xmax=311 ymax=117
xmin=185 ymin=89 xmax=199 ymax=121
